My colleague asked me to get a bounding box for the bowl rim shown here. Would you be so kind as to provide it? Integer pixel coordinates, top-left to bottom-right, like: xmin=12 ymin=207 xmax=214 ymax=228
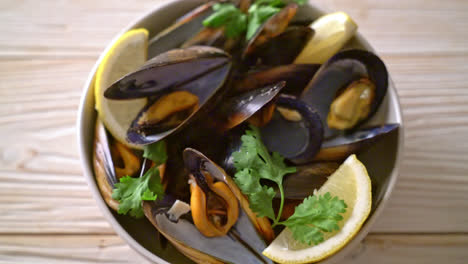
xmin=77 ymin=1 xmax=404 ymax=263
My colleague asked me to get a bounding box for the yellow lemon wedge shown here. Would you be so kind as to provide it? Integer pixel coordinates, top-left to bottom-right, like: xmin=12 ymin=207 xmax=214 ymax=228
xmin=294 ymin=12 xmax=358 ymax=64
xmin=95 ymin=28 xmax=149 ymax=149
xmin=263 ymin=155 xmax=372 ymax=264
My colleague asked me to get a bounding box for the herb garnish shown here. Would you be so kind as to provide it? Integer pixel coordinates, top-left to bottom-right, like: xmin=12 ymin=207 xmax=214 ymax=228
xmin=233 ymin=126 xmax=347 ymax=245
xmin=203 ymin=0 xmax=305 ymax=40
xmin=112 ymin=141 xmax=167 ymax=218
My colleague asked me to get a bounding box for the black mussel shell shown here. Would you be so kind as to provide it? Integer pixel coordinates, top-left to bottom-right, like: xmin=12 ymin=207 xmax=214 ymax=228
xmin=234 ymin=64 xmax=320 ymax=96
xmin=109 ymin=47 xmax=233 ymax=145
xmin=300 ymin=49 xmax=389 ymax=138
xmin=249 ymin=26 xmax=313 ymax=66
xmin=282 ymin=162 xmax=341 ymax=199
xmin=260 ymin=94 xmax=323 ymax=164
xmin=243 ymin=3 xmax=298 ymax=59
xmin=147 ymin=2 xmax=215 ymax=58
xmin=315 ymin=124 xmax=400 ymax=161
xmin=213 ymin=81 xmax=285 ymax=131
xmin=105 ymin=46 xmax=231 ymax=100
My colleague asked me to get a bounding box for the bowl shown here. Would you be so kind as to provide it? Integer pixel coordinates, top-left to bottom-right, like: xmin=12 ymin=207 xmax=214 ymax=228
xmin=77 ymin=1 xmax=404 ymax=263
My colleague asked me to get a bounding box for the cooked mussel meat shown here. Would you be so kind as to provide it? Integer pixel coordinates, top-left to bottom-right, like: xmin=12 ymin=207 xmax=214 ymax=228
xmin=300 ymin=49 xmax=388 ymax=138
xmin=189 ymin=172 xmax=239 ymax=237
xmin=184 ymin=148 xmax=275 ymax=243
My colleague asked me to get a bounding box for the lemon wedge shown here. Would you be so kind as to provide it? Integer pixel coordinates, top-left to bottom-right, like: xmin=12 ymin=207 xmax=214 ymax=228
xmin=95 ymin=28 xmax=149 ymax=149
xmin=294 ymin=12 xmax=358 ymax=64
xmin=263 ymin=155 xmax=372 ymax=264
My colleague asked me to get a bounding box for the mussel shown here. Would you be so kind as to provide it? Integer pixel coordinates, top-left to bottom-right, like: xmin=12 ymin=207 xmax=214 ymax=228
xmin=243 ymin=3 xmax=298 ymax=60
xmin=93 ymin=119 xmax=165 ymax=211
xmin=247 ymin=26 xmax=314 ymax=66
xmin=142 ymin=148 xmax=274 ymax=264
xmin=104 ymin=46 xmax=233 ymax=145
xmin=233 ymin=64 xmax=321 ymax=96
xmin=259 ymin=94 xmax=324 ymax=164
xmin=93 ymin=119 xmax=119 ymax=211
xmin=148 ymin=2 xmax=216 ymax=58
xmin=300 ymin=49 xmax=389 ymax=138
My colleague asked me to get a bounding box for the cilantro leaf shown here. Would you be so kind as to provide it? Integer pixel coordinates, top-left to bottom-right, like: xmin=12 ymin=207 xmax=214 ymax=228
xmin=143 ymin=141 xmax=167 ymax=165
xmin=246 ymin=3 xmax=282 ymax=39
xmin=232 ymin=126 xmax=348 ymax=246
xmin=112 ymin=166 xmax=164 ymax=218
xmin=203 ymin=3 xmax=247 ymax=38
xmin=233 ymin=125 xmax=296 ymax=220
xmin=202 ymin=0 xmax=306 ymax=40
xmin=282 ymin=193 xmax=348 ymax=245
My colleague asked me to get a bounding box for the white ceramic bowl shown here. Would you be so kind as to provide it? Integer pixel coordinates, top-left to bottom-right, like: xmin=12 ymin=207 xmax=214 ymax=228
xmin=78 ymin=1 xmax=404 ymax=263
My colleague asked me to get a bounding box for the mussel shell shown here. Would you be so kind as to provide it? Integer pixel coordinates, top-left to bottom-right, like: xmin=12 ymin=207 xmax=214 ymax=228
xmin=213 ymin=81 xmax=285 ymax=131
xmin=282 ymin=162 xmax=340 ymax=199
xmin=260 ymin=94 xmax=324 ymax=164
xmin=93 ymin=119 xmax=119 ymax=211
xmin=300 ymin=49 xmax=389 ymax=138
xmin=108 ymin=47 xmax=233 ymax=145
xmin=105 ymin=46 xmax=231 ymax=100
xmin=234 ymin=64 xmax=321 ymax=96
xmin=184 ymin=148 xmax=275 ymax=243
xmin=147 ymin=2 xmax=215 ymax=58
xmin=243 ymin=3 xmax=298 ymax=59
xmin=314 ymin=124 xmax=400 ymax=161
xmin=249 ymin=26 xmax=313 ymax=66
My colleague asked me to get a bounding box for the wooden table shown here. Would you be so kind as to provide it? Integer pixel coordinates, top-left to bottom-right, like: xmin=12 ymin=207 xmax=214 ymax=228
xmin=1 ymin=0 xmax=467 ymax=263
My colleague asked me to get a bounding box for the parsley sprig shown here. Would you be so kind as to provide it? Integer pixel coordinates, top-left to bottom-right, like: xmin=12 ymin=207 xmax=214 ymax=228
xmin=233 ymin=126 xmax=348 ymax=245
xmin=203 ymin=0 xmax=305 ymax=40
xmin=111 ymin=141 xmax=167 ymax=218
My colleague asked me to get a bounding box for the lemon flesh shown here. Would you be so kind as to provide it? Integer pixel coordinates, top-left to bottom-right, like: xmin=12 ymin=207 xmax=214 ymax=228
xmin=263 ymin=155 xmax=372 ymax=264
xmin=294 ymin=12 xmax=358 ymax=64
xmin=95 ymin=28 xmax=149 ymax=149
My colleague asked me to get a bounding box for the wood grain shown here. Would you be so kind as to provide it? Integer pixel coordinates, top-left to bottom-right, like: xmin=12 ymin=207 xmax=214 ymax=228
xmin=0 ymin=234 xmax=467 ymax=264
xmin=1 ymin=0 xmax=467 ymax=262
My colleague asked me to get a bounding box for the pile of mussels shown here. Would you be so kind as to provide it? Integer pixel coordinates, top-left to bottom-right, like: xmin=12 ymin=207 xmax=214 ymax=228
xmin=93 ymin=1 xmax=399 ymax=263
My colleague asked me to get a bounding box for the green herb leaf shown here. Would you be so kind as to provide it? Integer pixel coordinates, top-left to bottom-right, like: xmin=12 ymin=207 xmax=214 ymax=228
xmin=112 ymin=166 xmax=164 ymax=218
xmin=232 ymin=126 xmax=347 ymax=246
xmin=202 ymin=0 xmax=306 ymax=40
xmin=232 ymin=125 xmax=296 ymax=220
xmin=246 ymin=5 xmax=281 ymax=40
xmin=143 ymin=141 xmax=167 ymax=165
xmin=203 ymin=3 xmax=247 ymax=38
xmin=282 ymin=193 xmax=348 ymax=245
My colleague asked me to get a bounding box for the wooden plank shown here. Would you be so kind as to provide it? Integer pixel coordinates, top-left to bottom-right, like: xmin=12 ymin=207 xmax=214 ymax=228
xmin=0 ymin=234 xmax=467 ymax=264
xmin=1 ymin=0 xmax=468 ymax=59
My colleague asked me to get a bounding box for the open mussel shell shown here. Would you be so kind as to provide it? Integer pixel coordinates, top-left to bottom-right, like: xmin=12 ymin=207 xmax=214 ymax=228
xmin=300 ymin=49 xmax=389 ymax=138
xmin=147 ymin=2 xmax=215 ymax=58
xmin=93 ymin=119 xmax=119 ymax=211
xmin=141 ymin=148 xmax=274 ymax=264
xmin=213 ymin=81 xmax=285 ymax=131
xmin=234 ymin=64 xmax=321 ymax=96
xmin=243 ymin=3 xmax=298 ymax=60
xmin=143 ymin=199 xmax=273 ymax=264
xmin=103 ymin=47 xmax=233 ymax=145
xmin=184 ymin=148 xmax=275 ymax=243
xmin=314 ymin=123 xmax=400 ymax=161
xmin=260 ymin=94 xmax=324 ymax=164
xmin=249 ymin=26 xmax=314 ymax=66
xmin=104 ymin=46 xmax=231 ymax=99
